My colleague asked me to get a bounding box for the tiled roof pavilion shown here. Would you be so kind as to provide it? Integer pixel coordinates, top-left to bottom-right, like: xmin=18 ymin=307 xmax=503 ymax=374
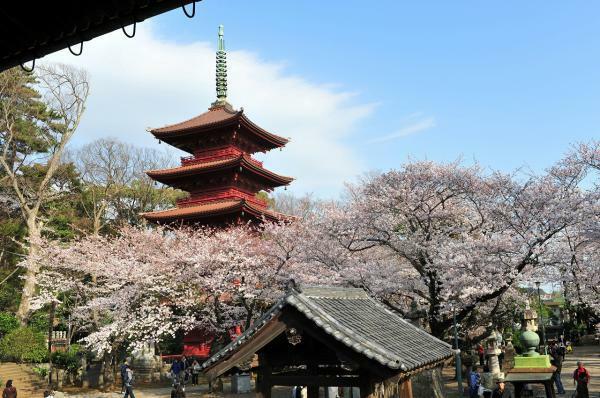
xmin=202 ymin=286 xmax=455 ymax=389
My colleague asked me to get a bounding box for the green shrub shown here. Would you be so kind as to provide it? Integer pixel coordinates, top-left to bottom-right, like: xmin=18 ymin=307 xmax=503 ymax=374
xmin=51 ymin=346 xmax=80 ymax=374
xmin=0 ymin=312 xmax=19 ymax=338
xmin=0 ymin=327 xmax=48 ymax=363
xmin=28 ymin=310 xmax=49 ymax=334
xmin=32 ymin=365 xmax=48 ymax=379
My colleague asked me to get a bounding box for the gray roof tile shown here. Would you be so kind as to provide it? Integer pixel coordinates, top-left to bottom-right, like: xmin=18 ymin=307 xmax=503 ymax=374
xmin=202 ymin=286 xmax=454 ymax=373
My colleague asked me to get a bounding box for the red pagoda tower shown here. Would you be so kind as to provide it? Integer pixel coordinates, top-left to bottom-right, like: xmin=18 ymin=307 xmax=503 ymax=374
xmin=143 ymin=26 xmax=292 ymax=226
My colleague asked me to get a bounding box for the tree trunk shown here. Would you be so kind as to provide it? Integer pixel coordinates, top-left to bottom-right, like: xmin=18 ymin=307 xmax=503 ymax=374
xmin=16 ymin=218 xmax=41 ymax=324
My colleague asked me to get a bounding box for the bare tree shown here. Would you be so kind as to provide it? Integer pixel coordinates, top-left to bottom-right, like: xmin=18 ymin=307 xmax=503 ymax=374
xmin=0 ymin=64 xmax=89 ymax=323
xmin=272 ymin=192 xmax=319 ymax=219
xmin=73 ymin=138 xmax=178 ymax=234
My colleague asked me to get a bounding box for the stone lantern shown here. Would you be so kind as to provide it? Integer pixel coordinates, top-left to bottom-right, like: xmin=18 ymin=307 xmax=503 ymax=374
xmin=485 ymin=329 xmax=503 ymax=377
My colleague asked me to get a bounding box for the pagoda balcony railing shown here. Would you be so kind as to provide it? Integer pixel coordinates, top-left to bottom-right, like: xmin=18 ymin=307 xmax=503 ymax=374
xmin=177 ymin=188 xmax=267 ymax=208
xmin=180 ymin=147 xmax=263 ymax=168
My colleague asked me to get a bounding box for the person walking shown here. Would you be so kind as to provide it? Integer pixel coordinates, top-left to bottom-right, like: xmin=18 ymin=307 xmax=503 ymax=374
xmin=123 ymin=367 xmax=136 ymax=398
xmin=468 ymin=366 xmax=481 ymax=398
xmin=572 ymin=361 xmax=591 ymax=398
xmin=191 ymin=359 xmax=201 ymax=385
xmin=2 ymin=380 xmax=17 ymax=398
xmin=498 ymin=346 xmax=505 ymax=370
xmin=171 ymin=358 xmax=183 ymax=381
xmin=182 ymin=368 xmax=192 ymax=386
xmin=491 ymin=376 xmax=513 ymax=398
xmin=181 ymin=356 xmax=188 ymax=373
xmin=477 ymin=344 xmax=485 ymax=366
xmin=550 ymin=345 xmax=565 ymax=394
xmin=120 ymin=361 xmax=129 ymax=393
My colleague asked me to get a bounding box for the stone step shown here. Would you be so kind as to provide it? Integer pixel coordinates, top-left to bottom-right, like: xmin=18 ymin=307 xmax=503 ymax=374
xmin=0 ymin=362 xmax=46 ymax=398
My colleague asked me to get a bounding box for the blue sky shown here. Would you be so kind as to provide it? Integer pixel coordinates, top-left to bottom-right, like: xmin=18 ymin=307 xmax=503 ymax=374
xmin=48 ymin=1 xmax=600 ymax=196
xmin=155 ymin=1 xmax=600 ymax=171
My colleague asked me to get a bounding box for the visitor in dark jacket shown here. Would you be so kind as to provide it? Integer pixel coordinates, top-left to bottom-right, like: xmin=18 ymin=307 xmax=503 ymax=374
xmin=171 ymin=359 xmax=183 ymax=381
xmin=2 ymin=380 xmax=17 ymax=398
xmin=120 ymin=361 xmax=129 ymax=393
xmin=550 ymin=346 xmax=565 ymax=394
xmin=491 ymin=377 xmax=513 ymax=398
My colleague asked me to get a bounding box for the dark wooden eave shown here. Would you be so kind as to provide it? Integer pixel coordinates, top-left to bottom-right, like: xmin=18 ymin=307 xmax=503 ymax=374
xmin=0 ymin=0 xmax=197 ymax=72
xmin=146 ymin=155 xmax=294 ymax=187
xmin=142 ymin=198 xmax=285 ymax=224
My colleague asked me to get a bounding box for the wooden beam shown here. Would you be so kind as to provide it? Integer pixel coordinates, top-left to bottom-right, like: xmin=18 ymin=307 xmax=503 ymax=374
xmin=270 ymin=375 xmax=361 ymax=387
xmin=274 ymin=369 xmax=360 ymax=377
xmin=205 ymin=317 xmax=287 ymax=379
xmin=399 ymin=379 xmax=413 ymax=398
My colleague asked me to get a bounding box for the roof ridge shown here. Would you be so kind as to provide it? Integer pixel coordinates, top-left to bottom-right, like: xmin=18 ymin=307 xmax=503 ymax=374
xmin=299 ymin=286 xmax=369 ymax=299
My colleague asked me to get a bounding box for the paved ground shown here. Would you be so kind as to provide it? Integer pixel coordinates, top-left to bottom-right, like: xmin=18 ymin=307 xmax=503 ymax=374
xmin=561 ymin=344 xmax=600 ymax=397
xmin=61 ymin=384 xmax=293 ymax=398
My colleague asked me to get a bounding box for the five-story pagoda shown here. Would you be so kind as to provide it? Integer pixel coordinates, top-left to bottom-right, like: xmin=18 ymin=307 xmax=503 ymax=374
xmin=143 ymin=26 xmax=292 ymax=225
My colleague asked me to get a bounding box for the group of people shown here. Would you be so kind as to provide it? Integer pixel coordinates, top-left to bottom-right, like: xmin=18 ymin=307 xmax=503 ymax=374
xmin=467 ymin=351 xmax=592 ymax=397
xmin=169 ymin=355 xmax=202 ymax=386
xmin=468 ymin=366 xmax=513 ymax=398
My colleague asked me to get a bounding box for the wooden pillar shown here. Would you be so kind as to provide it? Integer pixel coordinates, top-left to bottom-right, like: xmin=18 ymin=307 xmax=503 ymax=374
xmin=256 ymin=353 xmax=272 ymax=398
xmin=359 ymin=373 xmax=374 ymax=398
xmin=398 ymin=379 xmax=413 ymax=398
xmin=513 ymin=382 xmax=523 ymax=398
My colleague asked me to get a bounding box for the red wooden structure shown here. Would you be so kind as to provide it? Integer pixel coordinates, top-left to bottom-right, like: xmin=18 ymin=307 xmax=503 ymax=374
xmin=142 ymin=103 xmax=292 ymax=224
xmin=144 ymin=26 xmax=292 ymax=359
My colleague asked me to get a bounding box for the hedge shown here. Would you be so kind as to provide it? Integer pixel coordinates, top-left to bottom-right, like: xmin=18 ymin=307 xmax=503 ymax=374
xmin=0 ymin=327 xmax=48 ymax=363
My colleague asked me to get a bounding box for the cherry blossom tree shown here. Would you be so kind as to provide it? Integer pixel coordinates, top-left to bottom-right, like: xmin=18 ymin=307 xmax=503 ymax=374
xmin=27 ymin=144 xmax=598 ymax=352
xmin=298 ymin=160 xmax=591 ymax=337
xmin=542 ymin=141 xmax=600 ymax=315
xmin=28 ymin=223 xmax=334 ymax=354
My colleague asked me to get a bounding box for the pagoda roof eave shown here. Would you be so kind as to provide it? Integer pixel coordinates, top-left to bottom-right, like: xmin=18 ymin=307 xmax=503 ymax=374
xmin=149 ymin=106 xmax=289 ymax=148
xmin=146 ymin=155 xmax=294 ymax=186
xmin=141 ymin=199 xmax=286 ymax=224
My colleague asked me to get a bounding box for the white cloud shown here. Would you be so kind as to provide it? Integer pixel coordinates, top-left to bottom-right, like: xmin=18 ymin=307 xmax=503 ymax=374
xmin=368 ymin=115 xmax=435 ymax=144
xmin=44 ymin=23 xmax=375 ymax=197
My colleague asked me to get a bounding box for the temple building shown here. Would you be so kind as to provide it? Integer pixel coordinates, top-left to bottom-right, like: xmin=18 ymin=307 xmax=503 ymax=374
xmin=143 ymin=25 xmax=293 ymax=225
xmin=202 ymin=286 xmax=456 ymax=398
